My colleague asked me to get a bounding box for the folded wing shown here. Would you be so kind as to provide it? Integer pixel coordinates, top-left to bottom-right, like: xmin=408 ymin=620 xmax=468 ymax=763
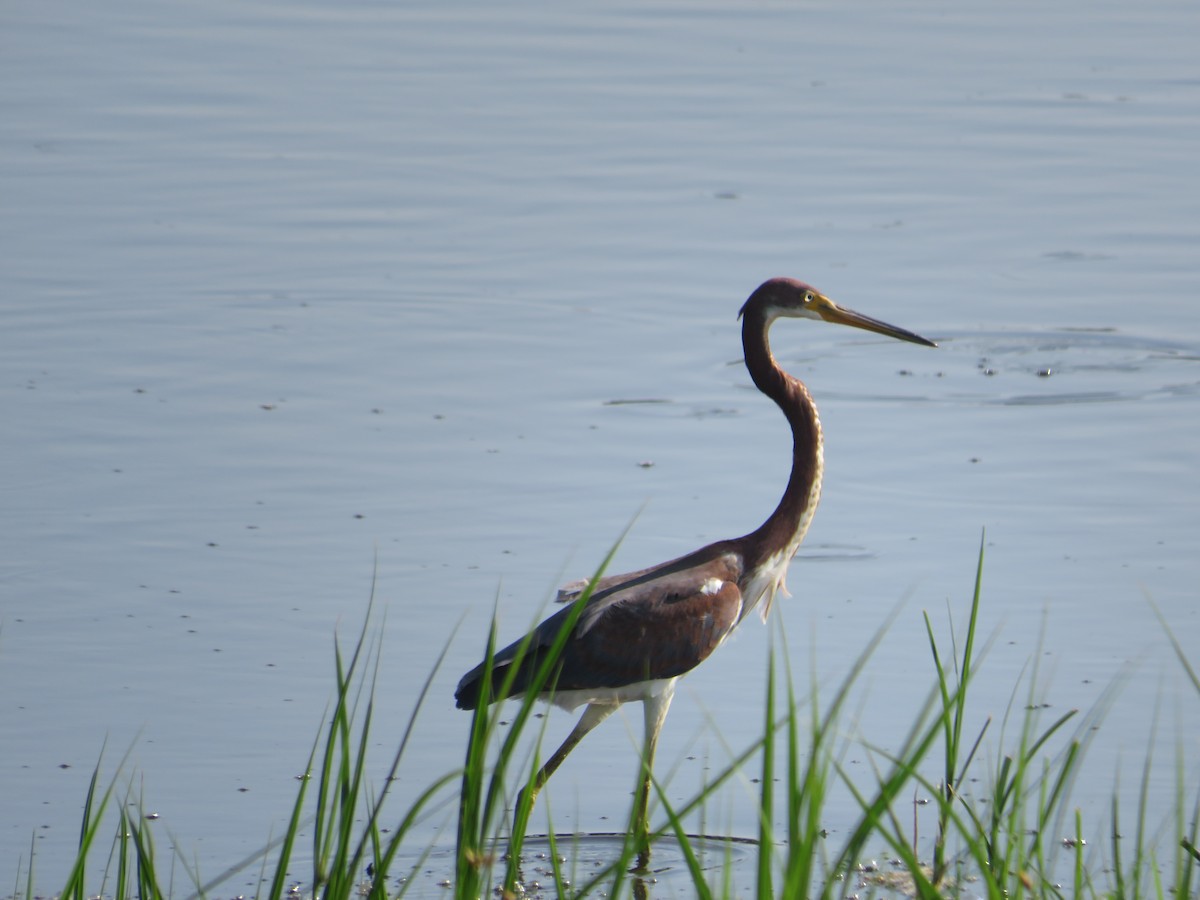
xmin=455 ymin=550 xmax=744 ymax=709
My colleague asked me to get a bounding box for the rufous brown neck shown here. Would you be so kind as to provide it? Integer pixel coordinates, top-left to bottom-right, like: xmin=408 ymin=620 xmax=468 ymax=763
xmin=736 ymin=302 xmax=825 ymax=573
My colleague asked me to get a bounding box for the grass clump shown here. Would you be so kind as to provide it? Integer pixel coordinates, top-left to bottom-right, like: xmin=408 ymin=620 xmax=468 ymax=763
xmin=34 ymin=601 xmax=459 ymax=900
xmin=10 ymin=537 xmax=1200 ymax=899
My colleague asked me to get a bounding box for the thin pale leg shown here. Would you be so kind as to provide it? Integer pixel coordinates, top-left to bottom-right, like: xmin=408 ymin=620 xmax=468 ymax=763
xmin=633 ymin=685 xmax=676 ymax=870
xmin=513 ymin=702 xmax=616 ymax=835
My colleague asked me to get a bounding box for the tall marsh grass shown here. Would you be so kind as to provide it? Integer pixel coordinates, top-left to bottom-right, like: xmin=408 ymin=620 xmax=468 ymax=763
xmin=12 ymin=540 xmax=1200 ymax=898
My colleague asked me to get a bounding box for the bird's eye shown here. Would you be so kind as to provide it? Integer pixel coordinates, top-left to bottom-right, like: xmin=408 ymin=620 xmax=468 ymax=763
xmin=803 ymin=292 xmax=814 ymax=304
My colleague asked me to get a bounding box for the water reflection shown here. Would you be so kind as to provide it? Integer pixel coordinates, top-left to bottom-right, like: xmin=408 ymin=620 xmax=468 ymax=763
xmin=496 ymin=833 xmax=758 ymax=899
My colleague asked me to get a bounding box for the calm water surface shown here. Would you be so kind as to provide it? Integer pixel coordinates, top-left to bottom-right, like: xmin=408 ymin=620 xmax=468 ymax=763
xmin=3 ymin=0 xmax=1199 ymax=894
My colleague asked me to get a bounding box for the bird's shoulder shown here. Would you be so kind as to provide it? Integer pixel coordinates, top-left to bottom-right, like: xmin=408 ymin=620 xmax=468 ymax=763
xmin=560 ymin=546 xmax=745 ymax=632
xmin=461 ymin=546 xmax=749 ymax=697
xmin=553 ymin=547 xmax=747 ymax=682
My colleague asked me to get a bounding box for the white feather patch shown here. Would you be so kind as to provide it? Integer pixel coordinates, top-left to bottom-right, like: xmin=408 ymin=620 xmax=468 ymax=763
xmin=538 ymin=677 xmax=678 ymax=712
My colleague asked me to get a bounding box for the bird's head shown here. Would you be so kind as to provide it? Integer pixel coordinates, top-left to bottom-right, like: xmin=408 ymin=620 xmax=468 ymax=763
xmin=740 ymin=277 xmax=936 ymax=348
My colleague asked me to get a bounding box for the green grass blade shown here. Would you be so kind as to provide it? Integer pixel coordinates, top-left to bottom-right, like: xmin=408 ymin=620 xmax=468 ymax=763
xmin=756 ymin=648 xmax=775 ymax=899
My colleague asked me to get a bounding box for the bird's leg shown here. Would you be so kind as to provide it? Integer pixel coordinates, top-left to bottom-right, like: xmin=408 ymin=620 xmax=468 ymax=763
xmin=632 ymin=686 xmax=676 ymax=871
xmin=513 ymin=702 xmax=616 ymax=839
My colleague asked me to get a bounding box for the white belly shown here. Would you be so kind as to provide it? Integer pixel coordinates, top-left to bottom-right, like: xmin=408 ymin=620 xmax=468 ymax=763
xmin=530 ymin=677 xmax=679 ymax=712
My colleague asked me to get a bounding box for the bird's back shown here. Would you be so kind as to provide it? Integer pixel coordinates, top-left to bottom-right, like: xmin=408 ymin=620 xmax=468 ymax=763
xmin=454 ymin=542 xmax=749 ymax=711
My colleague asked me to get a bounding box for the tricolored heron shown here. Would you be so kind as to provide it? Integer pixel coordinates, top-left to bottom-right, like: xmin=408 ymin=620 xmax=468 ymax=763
xmin=455 ymin=277 xmax=935 ymax=865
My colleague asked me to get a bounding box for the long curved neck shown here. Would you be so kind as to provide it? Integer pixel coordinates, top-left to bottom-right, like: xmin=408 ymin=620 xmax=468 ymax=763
xmin=738 ymin=305 xmax=824 ymax=572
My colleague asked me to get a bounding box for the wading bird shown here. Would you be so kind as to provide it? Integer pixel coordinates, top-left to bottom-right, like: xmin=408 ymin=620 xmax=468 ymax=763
xmin=455 ymin=278 xmax=935 ymax=866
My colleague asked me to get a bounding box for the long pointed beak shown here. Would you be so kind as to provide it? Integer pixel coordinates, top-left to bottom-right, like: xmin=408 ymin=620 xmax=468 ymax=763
xmin=816 ymin=297 xmax=936 ymax=347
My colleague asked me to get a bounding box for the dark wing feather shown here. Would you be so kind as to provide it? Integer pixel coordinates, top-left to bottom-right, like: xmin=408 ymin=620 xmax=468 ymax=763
xmin=554 ymin=563 xmax=667 ymax=603
xmin=455 ymin=549 xmax=743 ymax=709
